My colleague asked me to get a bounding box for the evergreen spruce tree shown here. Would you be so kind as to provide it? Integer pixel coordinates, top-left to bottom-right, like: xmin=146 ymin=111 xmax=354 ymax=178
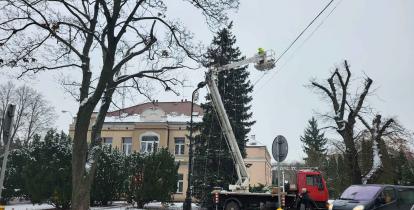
xmin=192 ymin=23 xmax=255 ymax=207
xmin=300 ymin=117 xmax=328 ymax=167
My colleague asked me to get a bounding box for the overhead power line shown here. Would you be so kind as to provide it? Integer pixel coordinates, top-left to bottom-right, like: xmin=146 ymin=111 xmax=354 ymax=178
xmin=275 ymin=0 xmax=335 ymax=65
xmin=252 ymin=0 xmax=337 ymax=87
xmin=254 ymin=0 xmax=344 ymax=93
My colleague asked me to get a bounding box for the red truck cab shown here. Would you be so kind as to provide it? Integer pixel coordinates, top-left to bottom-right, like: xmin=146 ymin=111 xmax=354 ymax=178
xmin=296 ymin=170 xmax=329 ymax=208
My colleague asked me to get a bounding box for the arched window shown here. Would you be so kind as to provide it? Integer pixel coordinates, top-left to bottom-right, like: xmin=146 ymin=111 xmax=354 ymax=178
xmin=140 ymin=132 xmax=159 ymax=153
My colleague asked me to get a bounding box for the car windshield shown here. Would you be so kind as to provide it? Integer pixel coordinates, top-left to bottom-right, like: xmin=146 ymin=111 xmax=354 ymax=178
xmin=340 ymin=185 xmax=381 ymax=201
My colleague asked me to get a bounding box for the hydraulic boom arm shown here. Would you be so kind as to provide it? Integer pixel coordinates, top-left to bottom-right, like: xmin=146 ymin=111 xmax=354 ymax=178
xmin=206 ymin=50 xmax=275 ymax=191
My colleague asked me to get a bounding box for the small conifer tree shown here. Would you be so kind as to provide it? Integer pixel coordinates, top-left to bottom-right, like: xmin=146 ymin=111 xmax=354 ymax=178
xmin=300 ymin=117 xmax=327 ymax=167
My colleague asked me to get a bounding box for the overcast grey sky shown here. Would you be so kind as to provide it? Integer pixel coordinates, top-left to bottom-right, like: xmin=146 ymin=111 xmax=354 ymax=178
xmin=2 ymin=0 xmax=413 ymax=162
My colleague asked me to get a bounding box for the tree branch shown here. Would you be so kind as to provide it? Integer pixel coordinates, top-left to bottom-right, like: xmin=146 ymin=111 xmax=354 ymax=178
xmin=115 ymin=0 xmax=146 ymax=44
xmin=353 ymin=78 xmax=373 ymax=117
xmin=114 ymin=66 xmax=184 ymax=85
xmin=131 ymin=17 xmax=199 ymax=60
xmin=112 ymin=21 xmax=157 ymax=73
xmin=379 ymin=118 xmax=394 ymax=137
xmin=357 ymin=114 xmax=371 ymax=132
xmin=312 ymin=81 xmax=339 ymax=113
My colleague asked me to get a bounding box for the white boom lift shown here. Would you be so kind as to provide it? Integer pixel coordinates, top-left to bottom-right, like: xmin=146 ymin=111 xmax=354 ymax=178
xmin=205 ymin=49 xmax=276 ymax=192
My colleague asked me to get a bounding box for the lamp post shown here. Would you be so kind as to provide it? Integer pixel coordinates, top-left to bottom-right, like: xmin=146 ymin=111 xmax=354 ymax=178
xmin=183 ymin=81 xmax=206 ymax=210
xmin=61 ymin=110 xmax=74 ymax=123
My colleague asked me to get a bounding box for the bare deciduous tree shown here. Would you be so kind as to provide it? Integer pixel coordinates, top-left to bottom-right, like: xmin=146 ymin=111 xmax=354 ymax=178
xmin=0 ymin=0 xmax=239 ymax=209
xmin=24 ymin=93 xmax=56 ymax=143
xmin=311 ymin=60 xmax=372 ymax=184
xmin=358 ymin=114 xmax=408 ymax=184
xmin=0 ymin=82 xmax=56 ymax=146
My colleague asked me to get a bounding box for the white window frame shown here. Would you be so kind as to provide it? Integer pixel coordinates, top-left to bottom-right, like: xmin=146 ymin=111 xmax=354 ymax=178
xmin=103 ymin=137 xmax=113 ymax=147
xmin=176 ymin=174 xmax=184 ymax=193
xmin=140 ymin=131 xmax=160 ymax=154
xmin=175 ymin=137 xmax=185 ymax=155
xmin=122 ymin=137 xmax=132 ymax=155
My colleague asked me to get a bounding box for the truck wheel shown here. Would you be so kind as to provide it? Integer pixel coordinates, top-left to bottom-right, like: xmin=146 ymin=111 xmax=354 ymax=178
xmin=224 ymin=200 xmax=240 ymax=210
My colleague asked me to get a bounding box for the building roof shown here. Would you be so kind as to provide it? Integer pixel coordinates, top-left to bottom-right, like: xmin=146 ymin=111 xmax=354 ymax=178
xmin=246 ymin=135 xmax=266 ymax=147
xmin=107 ymin=100 xmax=204 ymax=117
xmin=104 ymin=100 xmax=204 ymax=123
xmin=246 ymin=139 xmax=266 ymax=147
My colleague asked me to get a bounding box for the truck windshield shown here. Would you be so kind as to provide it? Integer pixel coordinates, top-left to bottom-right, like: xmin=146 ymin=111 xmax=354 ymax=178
xmin=340 ymin=185 xmax=381 ymax=201
xmin=306 ymin=174 xmax=324 ymax=190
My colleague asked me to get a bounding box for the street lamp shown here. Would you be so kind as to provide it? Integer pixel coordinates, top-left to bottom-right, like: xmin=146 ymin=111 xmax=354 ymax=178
xmin=61 ymin=110 xmax=74 ymax=123
xmin=183 ymin=81 xmax=206 ymax=210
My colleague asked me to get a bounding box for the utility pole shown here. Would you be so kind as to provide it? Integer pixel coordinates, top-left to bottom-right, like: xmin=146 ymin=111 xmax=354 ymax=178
xmin=0 ymin=104 xmax=16 ymax=199
xmin=183 ymin=82 xmax=206 ymax=210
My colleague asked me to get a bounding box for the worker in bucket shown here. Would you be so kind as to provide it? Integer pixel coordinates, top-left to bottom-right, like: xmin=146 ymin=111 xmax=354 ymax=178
xmin=257 ymin=48 xmax=266 ymax=66
xmin=258 ymin=47 xmax=265 ymax=55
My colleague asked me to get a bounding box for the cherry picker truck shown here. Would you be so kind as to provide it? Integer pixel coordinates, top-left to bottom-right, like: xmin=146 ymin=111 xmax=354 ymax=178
xmin=203 ymin=49 xmax=329 ymax=210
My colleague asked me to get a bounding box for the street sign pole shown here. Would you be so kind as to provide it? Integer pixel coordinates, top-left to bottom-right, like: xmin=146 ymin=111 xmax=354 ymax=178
xmin=277 ymin=141 xmax=281 ymax=209
xmin=272 ymin=135 xmax=288 ymax=210
xmin=0 ymin=104 xmax=16 ymax=199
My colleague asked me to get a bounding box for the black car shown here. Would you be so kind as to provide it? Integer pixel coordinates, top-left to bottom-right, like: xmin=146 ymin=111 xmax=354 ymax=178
xmin=329 ymin=184 xmax=414 ymax=210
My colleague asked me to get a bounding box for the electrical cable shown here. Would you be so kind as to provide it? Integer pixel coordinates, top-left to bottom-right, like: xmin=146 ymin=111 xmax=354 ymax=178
xmin=252 ymin=0 xmax=336 ymax=87
xmin=276 ymin=0 xmax=335 ymax=65
xmin=254 ymin=0 xmax=343 ymax=94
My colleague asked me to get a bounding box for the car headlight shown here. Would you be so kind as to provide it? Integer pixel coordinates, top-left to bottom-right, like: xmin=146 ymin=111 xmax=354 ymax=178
xmin=328 ymin=203 xmax=333 ymax=210
xmin=353 ymin=205 xmax=364 ymax=210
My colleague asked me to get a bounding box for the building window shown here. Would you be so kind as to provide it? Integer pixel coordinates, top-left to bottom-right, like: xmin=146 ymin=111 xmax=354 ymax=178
xmin=103 ymin=137 xmax=113 ymax=146
xmin=177 ymin=174 xmax=184 ymax=193
xmin=175 ymin=137 xmax=185 ymax=155
xmin=140 ymin=135 xmax=159 ymax=153
xmin=122 ymin=137 xmax=132 ymax=155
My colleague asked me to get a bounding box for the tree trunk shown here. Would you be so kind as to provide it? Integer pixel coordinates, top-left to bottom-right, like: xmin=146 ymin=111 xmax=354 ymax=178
xmin=71 ymin=105 xmax=94 ymax=210
xmin=342 ymin=128 xmax=362 ymax=184
xmin=359 ymin=115 xmax=395 ymax=184
xmin=71 ymin=182 xmax=90 ymax=210
xmin=71 ymin=64 xmax=115 ymax=210
xmin=372 ymin=137 xmax=393 ymax=183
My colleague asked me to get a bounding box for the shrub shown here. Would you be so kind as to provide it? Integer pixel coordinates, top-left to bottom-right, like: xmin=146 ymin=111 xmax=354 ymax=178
xmin=125 ymin=149 xmax=179 ymax=208
xmin=91 ymin=146 xmax=127 ymax=206
xmin=23 ymin=130 xmax=71 ymax=209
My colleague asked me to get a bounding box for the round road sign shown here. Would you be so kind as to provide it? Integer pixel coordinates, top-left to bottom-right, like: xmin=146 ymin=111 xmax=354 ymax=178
xmin=272 ymin=135 xmax=288 ymax=162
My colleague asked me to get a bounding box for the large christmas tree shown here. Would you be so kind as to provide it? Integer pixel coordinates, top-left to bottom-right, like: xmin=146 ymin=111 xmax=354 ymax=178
xmin=192 ymin=23 xmax=255 ymax=206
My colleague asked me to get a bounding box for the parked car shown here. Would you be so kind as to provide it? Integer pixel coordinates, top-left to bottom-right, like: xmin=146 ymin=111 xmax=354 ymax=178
xmin=329 ymin=184 xmax=414 ymax=210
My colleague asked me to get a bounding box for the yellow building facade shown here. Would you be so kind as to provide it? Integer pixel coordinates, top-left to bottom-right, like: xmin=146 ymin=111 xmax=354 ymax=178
xmin=245 ymin=137 xmax=273 ymax=187
xmin=69 ymin=101 xmax=202 ymax=202
xmin=69 ymin=101 xmax=272 ymax=202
